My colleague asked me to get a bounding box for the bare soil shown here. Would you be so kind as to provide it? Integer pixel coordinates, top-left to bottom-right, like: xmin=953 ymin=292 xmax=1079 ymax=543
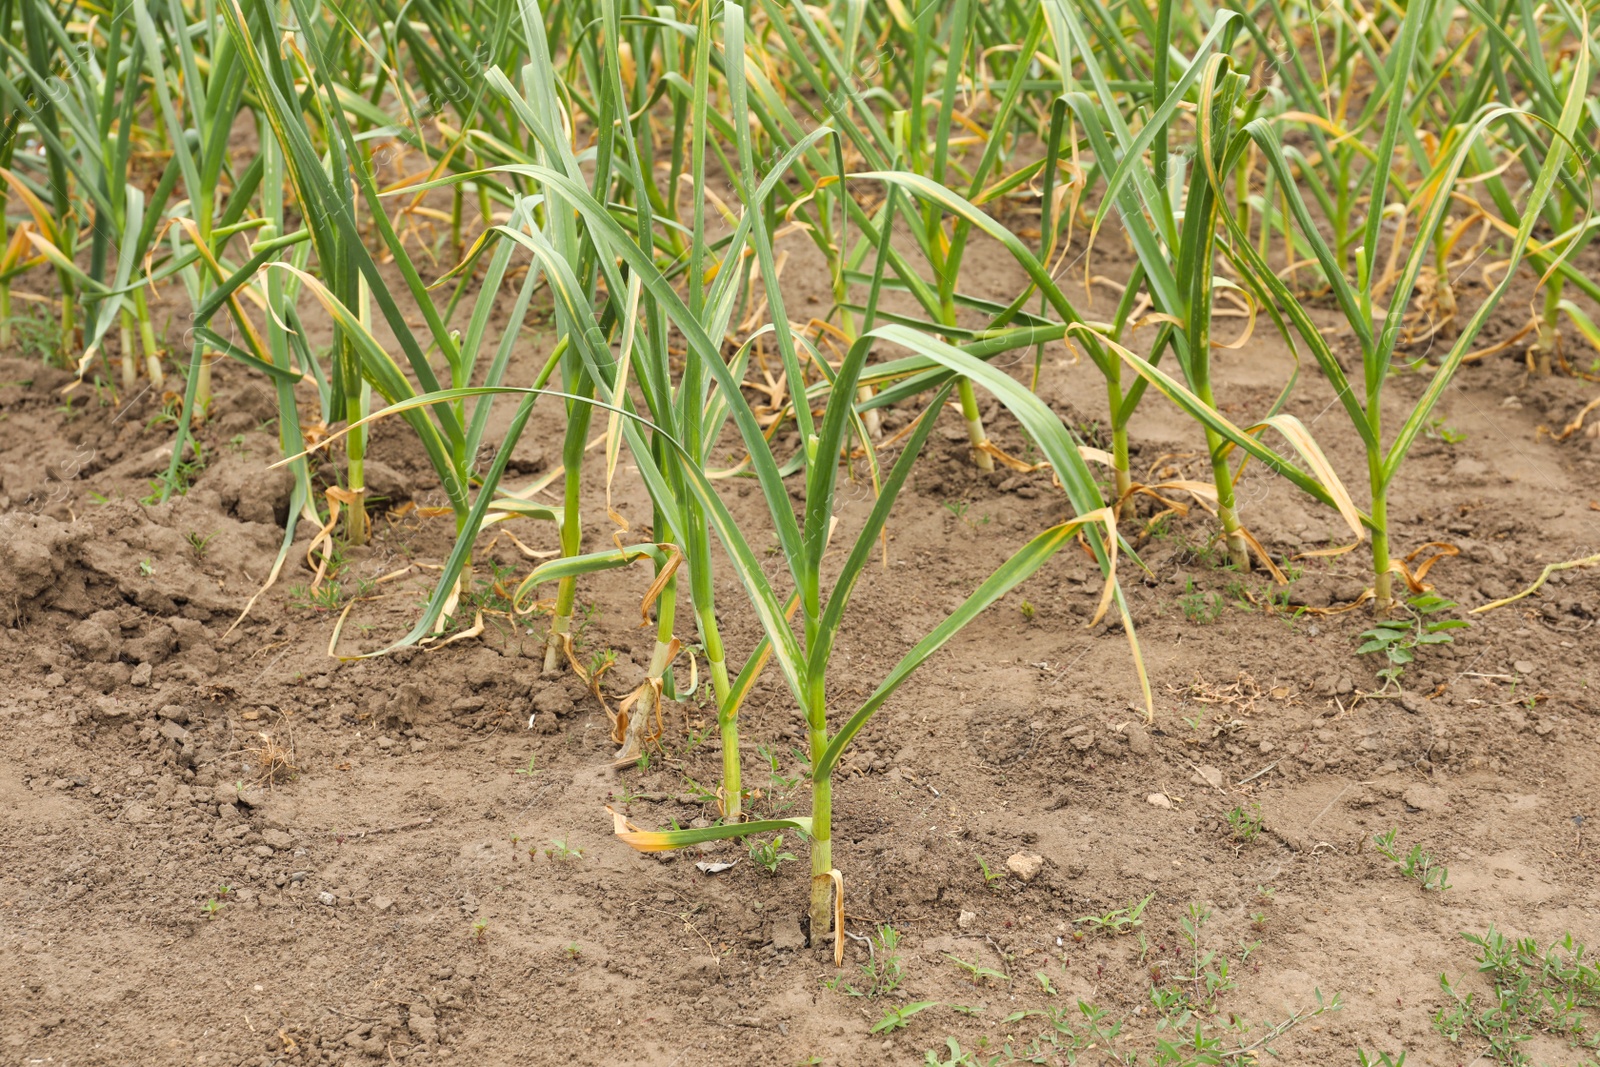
xmin=2 ymin=252 xmax=1599 ymax=1067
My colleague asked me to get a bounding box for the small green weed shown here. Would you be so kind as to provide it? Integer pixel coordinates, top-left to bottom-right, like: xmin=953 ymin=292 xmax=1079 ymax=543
xmin=1075 ymin=892 xmax=1155 ymax=937
xmin=1373 ymin=828 xmax=1451 ymax=891
xmin=1357 ymin=593 xmax=1468 ymax=688
xmin=1434 ymin=926 xmax=1599 ymax=1065
xmin=186 ymin=531 xmax=217 ymax=559
xmin=1226 ymin=803 xmax=1264 ymax=844
xmin=544 ymin=838 xmax=584 ymax=862
xmin=944 ymin=953 xmax=1008 ymax=986
xmin=828 ymin=924 xmax=907 ymax=998
xmin=201 ymin=884 xmax=232 ymax=917
xmin=1178 ymin=579 xmax=1225 ymax=623
xmin=873 ymin=1001 xmax=938 ymax=1034
xmin=749 ymin=834 xmax=797 ymax=875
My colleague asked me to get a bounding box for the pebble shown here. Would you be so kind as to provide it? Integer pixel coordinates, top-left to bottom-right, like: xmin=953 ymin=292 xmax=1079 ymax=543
xmin=957 ymin=910 xmax=977 ymax=929
xmin=1403 ymin=784 xmax=1449 ymax=812
xmin=1513 ymin=660 xmax=1535 ymax=675
xmin=1006 ymin=852 xmax=1044 ymax=883
xmin=318 ymin=891 xmax=337 ymax=907
xmin=1146 ymin=792 xmax=1172 ymax=809
xmin=770 ymin=919 xmax=805 ymax=952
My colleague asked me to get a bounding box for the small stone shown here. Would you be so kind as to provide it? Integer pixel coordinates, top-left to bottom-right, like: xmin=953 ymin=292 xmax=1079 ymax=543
xmin=318 ymin=891 xmax=337 ymax=907
xmin=1006 ymin=852 xmax=1044 ymax=883
xmin=1147 ymin=792 xmax=1171 ymax=809
xmin=213 ymin=781 xmax=267 ymax=808
xmin=770 ymin=918 xmax=805 ymax=951
xmin=1258 ymin=740 xmax=1275 ymax=754
xmin=1190 ymin=765 xmax=1224 ymax=790
xmin=130 ymin=663 xmax=153 ymax=687
xmin=957 ymin=910 xmax=977 ymax=930
xmin=1403 ymin=784 xmax=1449 ymax=812
xmin=407 ymin=1005 xmax=437 ymax=1044
xmin=1513 ymin=660 xmax=1535 ymax=675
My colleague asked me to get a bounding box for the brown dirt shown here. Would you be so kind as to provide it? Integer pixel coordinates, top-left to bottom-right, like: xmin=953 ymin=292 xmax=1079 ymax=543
xmin=2 ymin=246 xmax=1600 ymax=1067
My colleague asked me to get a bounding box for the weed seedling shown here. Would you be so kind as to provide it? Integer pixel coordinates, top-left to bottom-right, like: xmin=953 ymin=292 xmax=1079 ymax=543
xmin=1357 ymin=1052 xmax=1407 ymax=1066
xmin=139 ymin=558 xmax=154 ymax=578
xmin=186 ymin=531 xmax=217 ymax=559
xmin=289 ymin=582 xmax=344 ymax=612
xmin=828 ymin=925 xmax=906 ymax=998
xmin=934 ymin=499 xmax=985 ymax=527
xmin=201 ymin=884 xmax=232 ymax=917
xmin=1434 ymin=926 xmax=1599 ymax=1064
xmin=871 ymin=1001 xmax=937 ymax=1034
xmin=1178 ymin=579 xmax=1225 ymax=623
xmin=944 ymin=953 xmax=1009 ymax=986
xmin=749 ymin=835 xmax=797 ymax=875
xmin=1075 ymin=892 xmax=1156 ymax=937
xmin=1226 ymin=804 xmax=1264 ymax=844
xmin=471 ymin=918 xmax=488 ymax=943
xmin=1424 ymin=419 xmax=1466 ymax=444
xmin=975 ymin=854 xmax=1006 ymax=887
xmin=544 ymin=839 xmax=584 ymax=862
xmin=1357 ymin=594 xmax=1468 ymax=689
xmin=1373 ymin=828 xmax=1450 ymax=891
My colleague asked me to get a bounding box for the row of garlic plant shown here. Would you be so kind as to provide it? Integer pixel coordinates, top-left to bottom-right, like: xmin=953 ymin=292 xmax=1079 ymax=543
xmin=0 ymin=0 xmax=1594 ymax=938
